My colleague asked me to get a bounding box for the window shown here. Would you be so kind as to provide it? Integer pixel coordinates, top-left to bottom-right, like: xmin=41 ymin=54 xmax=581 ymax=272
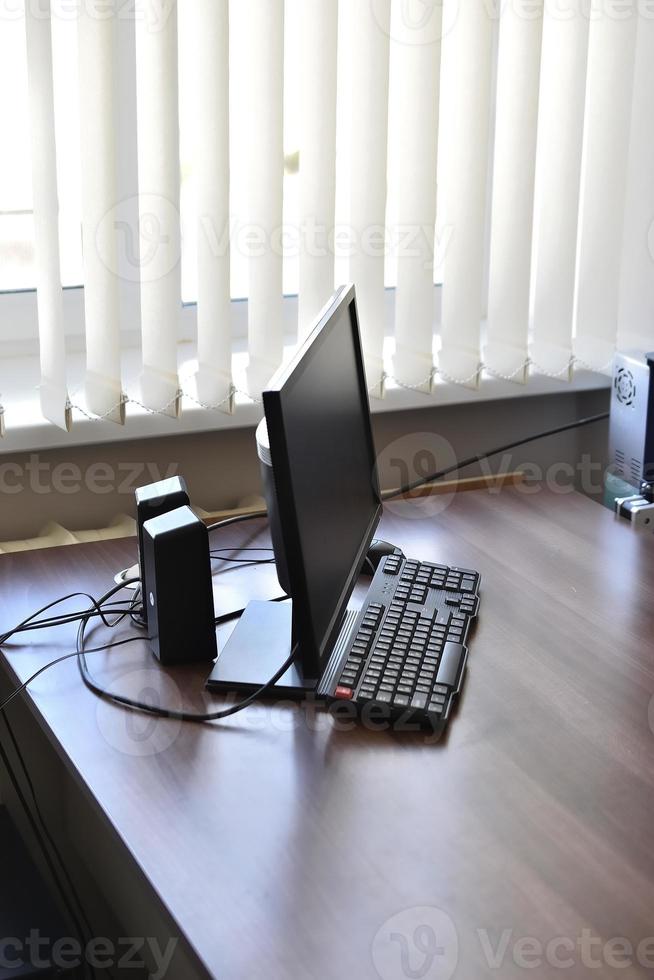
xmin=3 ymin=0 xmax=639 ymax=448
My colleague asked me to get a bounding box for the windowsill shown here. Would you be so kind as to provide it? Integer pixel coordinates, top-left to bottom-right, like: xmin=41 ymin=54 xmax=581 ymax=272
xmin=0 ymin=338 xmax=610 ymax=455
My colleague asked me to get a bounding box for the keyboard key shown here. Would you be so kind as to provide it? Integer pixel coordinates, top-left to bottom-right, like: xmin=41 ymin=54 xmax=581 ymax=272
xmin=335 ymin=686 xmax=353 ymax=699
xmin=377 ymin=690 xmax=392 ymax=703
xmin=393 ymin=694 xmax=410 ymax=707
xmin=436 ymin=642 xmax=465 ymax=688
xmin=411 ymin=693 xmax=428 ymax=710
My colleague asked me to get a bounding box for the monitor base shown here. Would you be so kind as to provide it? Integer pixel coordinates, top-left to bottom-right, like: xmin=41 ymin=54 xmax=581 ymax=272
xmin=206 ymin=600 xmax=317 ymax=697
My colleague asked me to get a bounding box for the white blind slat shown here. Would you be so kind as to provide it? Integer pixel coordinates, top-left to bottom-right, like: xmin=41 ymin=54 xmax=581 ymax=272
xmin=348 ymin=0 xmax=390 ymax=397
xmin=531 ymin=3 xmax=589 ymax=379
xmin=390 ymin=0 xmax=442 ymax=391
xmin=245 ymin=0 xmax=285 ymax=396
xmin=24 ymin=0 xmax=70 ymax=430
xmin=485 ymin=0 xmax=543 ymax=383
xmin=297 ymin=0 xmax=338 ymax=342
xmin=618 ymin=14 xmax=654 ymax=356
xmin=439 ymin=0 xmax=494 ymax=388
xmin=135 ymin=0 xmax=181 ymax=415
xmin=78 ymin=1 xmax=124 ymax=423
xmin=194 ymin=0 xmax=233 ymax=412
xmin=574 ymin=5 xmax=638 ymax=374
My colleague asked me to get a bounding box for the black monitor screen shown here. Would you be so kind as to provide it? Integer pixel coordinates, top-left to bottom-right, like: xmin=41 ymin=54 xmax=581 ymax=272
xmin=262 ymin=286 xmax=382 ymax=676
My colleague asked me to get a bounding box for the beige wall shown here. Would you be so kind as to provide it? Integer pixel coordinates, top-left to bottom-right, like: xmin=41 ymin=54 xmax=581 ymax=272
xmin=0 ymin=389 xmax=609 ymax=542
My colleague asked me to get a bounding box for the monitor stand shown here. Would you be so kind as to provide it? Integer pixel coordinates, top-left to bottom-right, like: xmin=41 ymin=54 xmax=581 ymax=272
xmin=206 ymin=600 xmax=317 ymax=697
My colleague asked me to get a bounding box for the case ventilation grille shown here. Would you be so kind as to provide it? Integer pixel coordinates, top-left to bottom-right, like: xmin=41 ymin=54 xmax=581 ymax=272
xmin=615 ymin=368 xmax=636 ymax=406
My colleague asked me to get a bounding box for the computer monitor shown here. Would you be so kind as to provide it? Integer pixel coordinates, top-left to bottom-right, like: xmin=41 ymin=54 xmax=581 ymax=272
xmin=207 ymin=284 xmax=382 ymax=694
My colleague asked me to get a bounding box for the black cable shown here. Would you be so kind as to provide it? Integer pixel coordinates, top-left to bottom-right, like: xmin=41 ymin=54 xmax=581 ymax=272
xmin=210 ymin=554 xmax=275 ymax=565
xmin=0 ymin=604 xmax=139 ymax=642
xmin=77 ymin=610 xmax=298 ymax=723
xmin=0 ymin=593 xmax=137 ymax=645
xmin=0 ymin=635 xmax=142 ymax=714
xmin=0 ymin=581 xmax=143 ymax=712
xmin=0 ymin=589 xmax=129 ymax=641
xmin=383 ymin=411 xmax=610 ymax=499
xmin=203 ymin=414 xmax=609 ymax=512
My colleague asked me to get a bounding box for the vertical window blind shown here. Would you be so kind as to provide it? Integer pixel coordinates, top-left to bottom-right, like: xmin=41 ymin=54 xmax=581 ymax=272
xmin=10 ymin=0 xmax=654 ymax=432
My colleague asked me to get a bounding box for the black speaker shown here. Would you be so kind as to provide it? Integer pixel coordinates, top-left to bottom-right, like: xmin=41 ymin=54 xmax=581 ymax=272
xmin=135 ymin=476 xmax=189 ymax=622
xmin=142 ymin=505 xmax=218 ymax=665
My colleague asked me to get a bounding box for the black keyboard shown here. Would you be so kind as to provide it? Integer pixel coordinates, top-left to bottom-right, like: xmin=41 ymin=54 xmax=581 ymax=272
xmin=318 ymin=553 xmax=480 ymax=734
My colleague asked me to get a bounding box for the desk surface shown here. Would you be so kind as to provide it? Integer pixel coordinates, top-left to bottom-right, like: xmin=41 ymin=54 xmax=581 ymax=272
xmin=1 ymin=487 xmax=654 ymax=980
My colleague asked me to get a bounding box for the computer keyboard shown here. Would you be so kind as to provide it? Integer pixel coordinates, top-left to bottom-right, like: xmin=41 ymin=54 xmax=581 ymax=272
xmin=318 ymin=553 xmax=480 ymax=733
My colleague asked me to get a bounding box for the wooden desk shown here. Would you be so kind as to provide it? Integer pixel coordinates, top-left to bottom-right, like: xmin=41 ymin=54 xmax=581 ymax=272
xmin=1 ymin=487 xmax=654 ymax=980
